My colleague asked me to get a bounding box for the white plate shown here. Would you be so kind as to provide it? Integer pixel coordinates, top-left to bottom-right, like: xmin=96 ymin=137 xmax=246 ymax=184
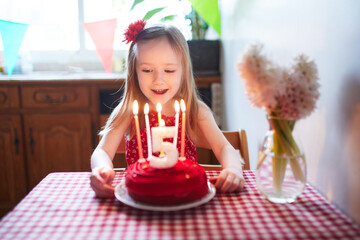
xmin=115 ymin=181 xmax=216 ymax=211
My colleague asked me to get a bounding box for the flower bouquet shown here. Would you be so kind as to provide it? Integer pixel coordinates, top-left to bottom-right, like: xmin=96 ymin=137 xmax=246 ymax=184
xmin=237 ymin=44 xmax=320 ymax=202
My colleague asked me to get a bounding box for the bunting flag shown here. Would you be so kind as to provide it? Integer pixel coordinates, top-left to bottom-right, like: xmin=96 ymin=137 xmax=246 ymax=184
xmin=188 ymin=0 xmax=221 ymax=36
xmin=83 ymin=19 xmax=117 ymax=74
xmin=0 ymin=20 xmax=29 ymax=75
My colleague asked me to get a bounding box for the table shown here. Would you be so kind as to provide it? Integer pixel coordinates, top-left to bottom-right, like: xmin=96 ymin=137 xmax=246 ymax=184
xmin=0 ymin=170 xmax=359 ymax=240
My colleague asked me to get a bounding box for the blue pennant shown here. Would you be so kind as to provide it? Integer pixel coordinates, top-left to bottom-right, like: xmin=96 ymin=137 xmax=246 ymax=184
xmin=0 ymin=20 xmax=29 ymax=75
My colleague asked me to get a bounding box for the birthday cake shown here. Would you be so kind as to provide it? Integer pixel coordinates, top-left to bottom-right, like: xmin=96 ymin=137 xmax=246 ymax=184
xmin=125 ymin=158 xmax=209 ymax=205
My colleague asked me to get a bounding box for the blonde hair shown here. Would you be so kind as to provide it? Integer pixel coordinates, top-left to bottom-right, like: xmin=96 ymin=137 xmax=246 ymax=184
xmin=100 ymin=24 xmax=201 ymax=141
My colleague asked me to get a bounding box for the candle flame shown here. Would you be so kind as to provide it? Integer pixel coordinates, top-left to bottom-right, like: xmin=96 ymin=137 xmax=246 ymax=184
xmin=133 ymin=100 xmax=139 ymax=115
xmin=156 ymin=102 xmax=162 ymax=112
xmin=174 ymin=100 xmax=180 ymax=113
xmin=180 ymin=99 xmax=186 ymax=112
xmin=144 ymin=103 xmax=149 ymax=114
xmin=160 ymin=119 xmax=165 ymax=127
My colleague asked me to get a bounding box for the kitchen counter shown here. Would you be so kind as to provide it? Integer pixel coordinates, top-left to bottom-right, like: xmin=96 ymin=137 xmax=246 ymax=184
xmin=0 ymin=72 xmax=220 ymax=86
xmin=0 ymin=72 xmax=126 ymax=84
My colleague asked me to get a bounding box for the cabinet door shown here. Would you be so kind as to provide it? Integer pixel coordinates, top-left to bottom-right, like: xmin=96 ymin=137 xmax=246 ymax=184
xmin=23 ymin=113 xmax=92 ymax=189
xmin=0 ymin=115 xmax=27 ymax=217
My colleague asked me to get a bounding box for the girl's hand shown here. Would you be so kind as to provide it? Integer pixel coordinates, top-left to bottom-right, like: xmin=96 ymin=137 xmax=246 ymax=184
xmin=211 ymin=168 xmax=245 ymax=193
xmin=90 ymin=167 xmax=115 ymax=198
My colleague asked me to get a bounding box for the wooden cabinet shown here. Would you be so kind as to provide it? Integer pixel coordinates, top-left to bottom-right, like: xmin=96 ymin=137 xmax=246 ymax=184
xmin=23 ymin=113 xmax=92 ymax=189
xmin=0 ymin=83 xmax=94 ymax=217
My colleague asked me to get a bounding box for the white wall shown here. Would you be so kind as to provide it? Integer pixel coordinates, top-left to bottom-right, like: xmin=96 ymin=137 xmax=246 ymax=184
xmin=220 ymin=0 xmax=360 ymax=225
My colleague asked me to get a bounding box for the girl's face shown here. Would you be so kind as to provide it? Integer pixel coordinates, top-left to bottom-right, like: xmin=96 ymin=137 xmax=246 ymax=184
xmin=136 ymin=36 xmax=183 ymax=112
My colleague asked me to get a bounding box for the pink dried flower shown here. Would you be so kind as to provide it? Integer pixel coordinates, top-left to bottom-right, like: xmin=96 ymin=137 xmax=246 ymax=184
xmin=292 ymin=55 xmax=319 ymax=84
xmin=238 ymin=44 xmax=320 ymax=120
xmin=275 ymin=76 xmax=314 ymax=119
xmin=237 ymin=44 xmax=285 ymax=112
xmin=276 ymin=55 xmax=320 ymax=120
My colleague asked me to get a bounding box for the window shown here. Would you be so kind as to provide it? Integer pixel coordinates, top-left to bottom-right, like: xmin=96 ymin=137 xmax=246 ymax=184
xmin=0 ymin=0 xmax=192 ymax=73
xmin=0 ymin=0 xmax=79 ymax=51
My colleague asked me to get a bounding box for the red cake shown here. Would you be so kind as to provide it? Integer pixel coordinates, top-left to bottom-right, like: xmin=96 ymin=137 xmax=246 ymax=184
xmin=125 ymin=158 xmax=209 ymax=205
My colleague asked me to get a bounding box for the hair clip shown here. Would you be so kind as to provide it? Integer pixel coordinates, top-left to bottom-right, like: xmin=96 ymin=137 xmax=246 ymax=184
xmin=123 ymin=20 xmax=147 ymax=44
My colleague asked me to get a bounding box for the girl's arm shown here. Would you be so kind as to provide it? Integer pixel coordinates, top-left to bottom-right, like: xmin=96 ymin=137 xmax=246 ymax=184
xmin=90 ymin=114 xmax=131 ymax=198
xmin=196 ymin=101 xmax=245 ymax=193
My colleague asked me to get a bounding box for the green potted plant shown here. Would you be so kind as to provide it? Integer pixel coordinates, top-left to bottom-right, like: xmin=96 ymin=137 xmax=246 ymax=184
xmin=185 ymin=8 xmax=219 ymax=75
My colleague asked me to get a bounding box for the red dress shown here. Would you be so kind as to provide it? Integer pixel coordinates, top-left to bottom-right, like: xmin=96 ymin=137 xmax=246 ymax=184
xmin=125 ymin=110 xmax=197 ymax=166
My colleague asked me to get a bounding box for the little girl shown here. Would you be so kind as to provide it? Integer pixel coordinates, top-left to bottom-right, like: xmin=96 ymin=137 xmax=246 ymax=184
xmin=90 ymin=20 xmax=245 ymax=198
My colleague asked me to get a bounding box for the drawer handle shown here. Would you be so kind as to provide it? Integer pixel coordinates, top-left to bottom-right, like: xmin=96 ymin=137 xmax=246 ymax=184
xmin=14 ymin=128 xmax=19 ymax=154
xmin=45 ymin=94 xmax=67 ymax=104
xmin=29 ymin=128 xmax=34 ymax=154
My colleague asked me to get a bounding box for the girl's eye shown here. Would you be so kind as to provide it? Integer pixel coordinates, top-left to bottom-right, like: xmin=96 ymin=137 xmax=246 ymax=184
xmin=165 ymin=70 xmax=175 ymax=73
xmin=142 ymin=69 xmax=151 ymax=73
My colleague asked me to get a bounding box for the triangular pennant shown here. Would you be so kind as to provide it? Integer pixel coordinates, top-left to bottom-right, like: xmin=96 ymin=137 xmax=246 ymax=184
xmin=83 ymin=19 xmax=117 ymax=74
xmin=189 ymin=0 xmax=221 ymax=36
xmin=0 ymin=20 xmax=29 ymax=75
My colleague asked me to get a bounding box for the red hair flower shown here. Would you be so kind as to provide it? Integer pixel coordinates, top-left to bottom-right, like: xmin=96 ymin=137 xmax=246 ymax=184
xmin=123 ymin=20 xmax=147 ymax=44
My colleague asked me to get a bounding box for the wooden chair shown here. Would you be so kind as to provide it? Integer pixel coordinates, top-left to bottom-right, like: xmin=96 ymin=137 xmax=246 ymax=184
xmin=114 ymin=129 xmax=250 ymax=171
xmin=197 ymin=129 xmax=250 ymax=170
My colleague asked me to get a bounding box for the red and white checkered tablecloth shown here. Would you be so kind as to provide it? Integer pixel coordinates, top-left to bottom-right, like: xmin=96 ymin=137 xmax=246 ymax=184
xmin=0 ymin=170 xmax=359 ymax=240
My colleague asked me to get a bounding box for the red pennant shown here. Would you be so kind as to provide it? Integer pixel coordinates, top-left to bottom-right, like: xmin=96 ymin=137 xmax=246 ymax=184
xmin=83 ymin=19 xmax=117 ymax=73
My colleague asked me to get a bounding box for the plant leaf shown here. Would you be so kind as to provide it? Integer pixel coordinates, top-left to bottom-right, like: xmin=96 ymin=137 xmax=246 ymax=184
xmin=143 ymin=7 xmax=166 ymax=20
xmin=161 ymin=15 xmax=176 ymax=21
xmin=188 ymin=0 xmax=221 ymax=35
xmin=289 ymin=156 xmax=306 ymax=182
xmin=272 ymin=156 xmax=288 ymax=193
xmin=257 ymin=151 xmax=267 ymax=169
xmin=130 ymin=0 xmax=144 ymax=11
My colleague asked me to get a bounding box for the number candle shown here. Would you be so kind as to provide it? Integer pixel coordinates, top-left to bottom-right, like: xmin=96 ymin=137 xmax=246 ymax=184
xmin=160 ymin=119 xmax=165 ymax=127
xmin=133 ymin=100 xmax=144 ymax=160
xmin=150 ymin=120 xmax=178 ymax=169
xmin=173 ymin=100 xmax=180 ymax=146
xmin=180 ymin=99 xmax=186 ymax=159
xmin=144 ymin=103 xmax=152 ymax=159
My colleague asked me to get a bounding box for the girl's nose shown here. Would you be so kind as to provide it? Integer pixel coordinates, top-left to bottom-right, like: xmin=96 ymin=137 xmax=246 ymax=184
xmin=153 ymin=70 xmax=165 ymax=84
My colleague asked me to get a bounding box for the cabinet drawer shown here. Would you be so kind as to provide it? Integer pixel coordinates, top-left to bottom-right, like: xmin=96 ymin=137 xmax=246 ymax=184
xmin=0 ymin=87 xmax=20 ymax=109
xmin=21 ymin=86 xmax=90 ymax=108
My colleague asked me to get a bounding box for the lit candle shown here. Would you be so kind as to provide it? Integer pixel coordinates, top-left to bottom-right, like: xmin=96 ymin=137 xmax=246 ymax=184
xmin=156 ymin=103 xmax=164 ymax=156
xmin=156 ymin=103 xmax=162 ymax=126
xmin=133 ymin=100 xmax=144 ymax=160
xmin=173 ymin=100 xmax=180 ymax=146
xmin=144 ymin=103 xmax=152 ymax=159
xmin=159 ymin=119 xmax=165 ymax=157
xmin=180 ymin=99 xmax=186 ymax=159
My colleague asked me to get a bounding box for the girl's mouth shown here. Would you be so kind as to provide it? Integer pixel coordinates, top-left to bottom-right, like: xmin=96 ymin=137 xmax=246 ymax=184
xmin=152 ymin=89 xmax=168 ymax=95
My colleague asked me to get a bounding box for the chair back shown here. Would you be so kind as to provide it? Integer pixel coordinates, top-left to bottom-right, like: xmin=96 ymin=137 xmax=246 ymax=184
xmin=197 ymin=129 xmax=250 ymax=170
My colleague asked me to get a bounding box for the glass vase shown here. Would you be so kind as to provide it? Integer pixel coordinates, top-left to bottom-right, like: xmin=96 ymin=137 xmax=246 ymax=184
xmin=256 ymin=116 xmax=307 ymax=203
